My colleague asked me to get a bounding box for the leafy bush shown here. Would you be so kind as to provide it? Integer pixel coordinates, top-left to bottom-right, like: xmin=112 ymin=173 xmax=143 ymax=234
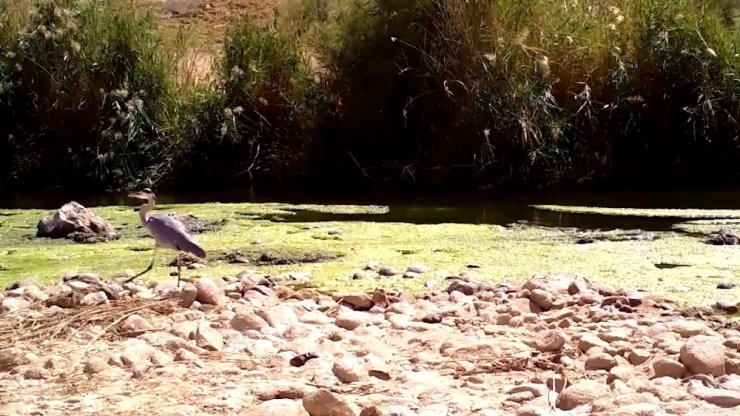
xmin=170 ymin=16 xmax=318 ymax=187
xmin=0 ymin=0 xmax=737 ymax=193
xmin=282 ymin=0 xmax=739 ymax=188
xmin=0 ymin=0 xmax=176 ymax=190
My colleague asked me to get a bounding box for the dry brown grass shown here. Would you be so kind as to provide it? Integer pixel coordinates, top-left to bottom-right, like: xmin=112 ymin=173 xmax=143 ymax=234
xmin=0 ymin=297 xmax=175 ymax=351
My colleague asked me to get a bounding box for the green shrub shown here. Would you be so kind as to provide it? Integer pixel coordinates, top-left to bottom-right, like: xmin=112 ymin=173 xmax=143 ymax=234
xmin=171 ymin=15 xmax=318 ymax=187
xmin=282 ymin=0 xmax=739 ymax=188
xmin=0 ymin=0 xmax=737 ymax=193
xmin=0 ymin=0 xmax=177 ymax=190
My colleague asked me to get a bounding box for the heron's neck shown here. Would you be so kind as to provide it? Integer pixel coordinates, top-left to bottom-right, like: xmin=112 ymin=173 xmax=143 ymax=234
xmin=140 ymin=198 xmax=155 ymax=225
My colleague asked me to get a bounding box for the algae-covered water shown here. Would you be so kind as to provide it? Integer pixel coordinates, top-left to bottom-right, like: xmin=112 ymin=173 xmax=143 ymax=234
xmin=2 ymin=187 xmax=740 ymax=308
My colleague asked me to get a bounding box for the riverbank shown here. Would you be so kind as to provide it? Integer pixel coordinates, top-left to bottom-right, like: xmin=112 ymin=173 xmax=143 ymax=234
xmin=2 ymin=272 xmax=740 ymax=414
xmin=2 ymin=201 xmax=740 ymax=308
xmin=1 ymin=0 xmax=738 ymax=193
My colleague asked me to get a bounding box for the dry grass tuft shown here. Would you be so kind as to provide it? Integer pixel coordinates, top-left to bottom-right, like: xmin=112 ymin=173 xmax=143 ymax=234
xmin=0 ymin=298 xmax=175 ymax=351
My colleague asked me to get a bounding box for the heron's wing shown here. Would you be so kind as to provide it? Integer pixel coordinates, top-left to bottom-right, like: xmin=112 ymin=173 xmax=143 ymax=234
xmin=147 ymin=214 xmax=207 ymax=258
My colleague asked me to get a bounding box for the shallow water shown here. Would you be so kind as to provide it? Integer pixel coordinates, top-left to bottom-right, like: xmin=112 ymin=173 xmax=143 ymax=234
xmin=3 ymin=187 xmax=740 ymax=231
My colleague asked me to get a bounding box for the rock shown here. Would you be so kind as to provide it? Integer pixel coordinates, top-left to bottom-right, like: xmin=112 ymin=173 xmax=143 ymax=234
xmin=378 ymin=265 xmax=400 ymax=276
xmin=336 ymin=311 xmax=369 ymax=330
xmin=83 ymin=356 xmax=110 ymax=374
xmin=596 ymin=402 xmax=660 ymax=415
xmin=666 ymin=320 xmax=710 ymax=337
xmin=529 ymin=289 xmax=554 ymax=311
xmin=726 ymin=337 xmax=740 ymax=350
xmin=506 ymin=391 xmax=535 ymax=403
xmin=332 ymin=357 xmax=365 ymax=383
xmin=407 ymin=264 xmax=430 ymax=274
xmin=119 ymin=314 xmax=154 ymax=337
xmin=171 ymin=321 xmax=198 ymax=340
xmin=230 ymin=312 xmax=270 ymax=333
xmin=352 ymin=271 xmax=373 ymax=280
xmin=403 ymin=271 xmax=420 ymax=279
xmin=507 ymin=384 xmax=547 ymax=398
xmin=242 ymin=399 xmax=310 ymax=416
xmin=718 ymin=282 xmax=736 ymax=290
xmin=728 ymin=358 xmax=740 ymax=375
xmin=556 ymin=380 xmax=608 ymax=410
xmin=36 ymin=201 xmax=118 ymax=241
xmin=680 ymin=335 xmax=726 ymax=376
xmin=173 ymin=349 xmax=205 ymax=367
xmin=195 ymin=321 xmax=224 ymax=352
xmin=515 ymin=404 xmax=548 ymax=416
xmin=360 ymin=403 xmax=416 ymax=416
xmin=22 ymin=285 xmax=48 ymax=302
xmin=607 ymin=366 xmax=634 ymax=384
xmin=364 ymin=261 xmax=380 ymax=271
xmin=422 ymin=313 xmax=443 ymax=324
xmin=578 ymin=334 xmax=609 ymax=353
xmin=628 ymin=349 xmax=651 ymax=365
xmin=24 ymin=364 xmax=49 ymax=380
xmin=688 ymin=379 xmax=740 ymax=407
xmin=63 ymin=279 xmax=89 ymax=292
xmin=188 ymin=262 xmax=206 ymax=270
xmin=496 ymin=314 xmax=512 ymax=326
xmin=534 ymin=330 xmax=566 ymax=352
xmin=64 ymin=272 xmax=103 ymax=285
xmin=252 ymin=381 xmax=313 ymax=401
xmin=299 ymin=311 xmax=335 ymax=325
xmin=120 ymin=341 xmax=168 ymax=367
xmin=257 ymin=305 xmax=299 ymax=330
xmin=1 ymin=297 xmax=30 ymax=313
xmin=568 ymin=277 xmax=590 ymax=294
xmin=585 ymin=352 xmax=617 ymax=371
xmin=510 ymin=298 xmax=541 ymax=314
xmin=716 ymin=301 xmax=739 ymax=314
xmin=545 ymin=374 xmax=569 ymax=392
xmin=79 ymin=291 xmax=108 ymax=306
xmin=652 ymin=357 xmax=685 ymax=379
xmin=289 ymin=271 xmax=312 ymax=282
xmin=163 ymin=283 xmax=198 ymax=308
xmin=195 ymin=279 xmax=223 ymax=305
xmin=446 ymin=280 xmax=477 ymax=296
xmin=302 ymin=388 xmax=356 ymax=416
xmin=335 ymin=294 xmax=374 ymax=310
xmin=598 ymin=327 xmax=632 ymax=343
xmin=139 ymin=331 xmax=205 ymax=355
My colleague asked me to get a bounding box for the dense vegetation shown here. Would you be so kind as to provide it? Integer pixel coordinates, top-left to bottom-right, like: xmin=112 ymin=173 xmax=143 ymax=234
xmin=0 ymin=0 xmax=738 ymax=193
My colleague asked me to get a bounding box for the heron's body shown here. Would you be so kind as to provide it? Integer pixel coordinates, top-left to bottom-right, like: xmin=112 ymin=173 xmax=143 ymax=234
xmin=125 ymin=188 xmax=206 ymax=285
xmin=138 ymin=198 xmax=206 ymax=258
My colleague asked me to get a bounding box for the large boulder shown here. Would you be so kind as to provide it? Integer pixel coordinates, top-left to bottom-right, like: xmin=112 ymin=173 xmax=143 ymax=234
xmin=36 ymin=202 xmax=118 ymax=243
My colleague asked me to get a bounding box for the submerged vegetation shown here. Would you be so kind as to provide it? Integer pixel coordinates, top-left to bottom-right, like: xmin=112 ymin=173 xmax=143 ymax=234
xmin=0 ymin=0 xmax=738 ymax=193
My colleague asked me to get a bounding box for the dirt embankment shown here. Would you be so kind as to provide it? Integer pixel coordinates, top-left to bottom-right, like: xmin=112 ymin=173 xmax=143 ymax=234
xmin=138 ymin=0 xmax=280 ymax=44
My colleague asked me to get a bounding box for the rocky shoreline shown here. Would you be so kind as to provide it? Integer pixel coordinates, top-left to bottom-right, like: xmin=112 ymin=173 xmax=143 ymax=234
xmin=1 ymin=270 xmax=740 ymax=415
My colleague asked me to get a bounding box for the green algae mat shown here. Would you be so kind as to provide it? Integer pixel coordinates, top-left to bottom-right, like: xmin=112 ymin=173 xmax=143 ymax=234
xmin=1 ymin=202 xmax=739 ymax=308
xmin=532 ymin=205 xmax=740 ymax=219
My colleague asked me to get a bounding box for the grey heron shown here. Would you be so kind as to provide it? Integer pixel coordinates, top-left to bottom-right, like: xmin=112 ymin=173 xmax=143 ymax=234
xmin=124 ymin=188 xmax=206 ymax=286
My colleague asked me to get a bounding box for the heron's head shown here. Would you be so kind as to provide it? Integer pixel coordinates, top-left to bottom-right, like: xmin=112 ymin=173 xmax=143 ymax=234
xmin=128 ymin=187 xmax=155 ymax=202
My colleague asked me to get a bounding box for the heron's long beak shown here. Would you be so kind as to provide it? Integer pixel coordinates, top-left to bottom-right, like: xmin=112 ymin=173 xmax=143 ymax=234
xmin=128 ymin=191 xmax=147 ymax=200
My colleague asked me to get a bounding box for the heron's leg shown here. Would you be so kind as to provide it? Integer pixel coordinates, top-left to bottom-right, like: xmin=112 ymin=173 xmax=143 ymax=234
xmin=124 ymin=246 xmax=157 ymax=283
xmin=177 ymin=263 xmax=182 ymax=288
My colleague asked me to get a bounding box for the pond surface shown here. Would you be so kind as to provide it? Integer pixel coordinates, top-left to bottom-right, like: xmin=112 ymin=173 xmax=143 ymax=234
xmin=3 ymin=186 xmax=740 ymax=231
